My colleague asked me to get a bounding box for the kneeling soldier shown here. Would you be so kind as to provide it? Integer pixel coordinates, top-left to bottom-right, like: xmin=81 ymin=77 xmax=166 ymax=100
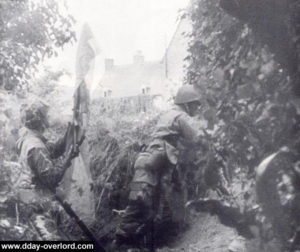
xmin=115 ymin=85 xmax=202 ymax=249
xmin=16 ymin=100 xmax=76 ymax=240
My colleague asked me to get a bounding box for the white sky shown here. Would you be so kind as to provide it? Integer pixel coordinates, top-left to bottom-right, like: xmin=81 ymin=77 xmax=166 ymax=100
xmin=43 ymin=0 xmax=189 ymax=94
xmin=66 ymin=0 xmax=189 ymax=64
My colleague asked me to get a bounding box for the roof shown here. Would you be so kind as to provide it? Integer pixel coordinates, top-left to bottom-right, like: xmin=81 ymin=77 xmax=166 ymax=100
xmin=99 ymin=61 xmax=165 ymax=97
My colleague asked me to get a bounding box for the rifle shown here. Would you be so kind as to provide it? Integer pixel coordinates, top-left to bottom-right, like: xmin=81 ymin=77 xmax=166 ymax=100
xmin=71 ymin=81 xmax=87 ymax=157
xmin=44 ymin=107 xmax=102 ymax=250
xmin=34 ymin=147 xmax=106 ymax=252
xmin=54 ymin=192 xmax=105 ymax=252
xmin=95 ymin=166 xmax=115 ymax=213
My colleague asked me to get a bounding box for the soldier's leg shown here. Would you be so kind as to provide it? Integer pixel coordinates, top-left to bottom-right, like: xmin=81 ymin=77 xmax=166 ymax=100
xmin=31 ymin=214 xmax=61 ymax=240
xmin=115 ymin=143 xmax=167 ymax=249
xmin=115 ymin=182 xmax=156 ymax=248
xmin=30 ymin=200 xmax=68 ymax=241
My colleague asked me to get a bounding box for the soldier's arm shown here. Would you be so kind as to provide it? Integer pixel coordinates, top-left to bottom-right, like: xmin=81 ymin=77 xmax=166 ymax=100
xmin=47 ymin=123 xmax=73 ymax=159
xmin=27 ymin=147 xmax=68 ymax=189
xmin=176 ymin=114 xmax=200 ymax=146
xmin=47 ymin=138 xmax=66 ymax=159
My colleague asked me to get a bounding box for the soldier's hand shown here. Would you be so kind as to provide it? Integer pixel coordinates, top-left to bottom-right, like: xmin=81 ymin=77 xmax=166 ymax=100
xmin=63 ymin=145 xmax=77 ymax=168
xmin=70 ymin=148 xmax=80 ymax=159
xmin=69 ymin=143 xmax=81 ymax=159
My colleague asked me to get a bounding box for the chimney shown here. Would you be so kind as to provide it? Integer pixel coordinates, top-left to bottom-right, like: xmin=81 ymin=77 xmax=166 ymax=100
xmin=105 ymin=58 xmax=114 ymax=71
xmin=133 ymin=50 xmax=144 ymax=66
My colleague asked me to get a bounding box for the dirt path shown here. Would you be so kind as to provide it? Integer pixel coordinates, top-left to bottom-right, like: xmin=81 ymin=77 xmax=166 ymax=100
xmin=160 ymin=213 xmax=237 ymax=252
xmin=158 ymin=212 xmax=279 ymax=252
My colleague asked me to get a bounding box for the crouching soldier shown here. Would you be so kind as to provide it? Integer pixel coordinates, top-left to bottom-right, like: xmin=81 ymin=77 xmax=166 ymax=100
xmin=114 ymin=85 xmax=201 ymax=249
xmin=15 ymin=100 xmax=77 ymax=240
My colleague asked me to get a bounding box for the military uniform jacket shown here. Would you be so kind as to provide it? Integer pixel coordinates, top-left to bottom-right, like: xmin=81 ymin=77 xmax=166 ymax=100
xmin=152 ymin=105 xmax=199 ymax=164
xmin=132 ymin=105 xmax=199 ymax=186
xmin=15 ymin=127 xmax=67 ymax=203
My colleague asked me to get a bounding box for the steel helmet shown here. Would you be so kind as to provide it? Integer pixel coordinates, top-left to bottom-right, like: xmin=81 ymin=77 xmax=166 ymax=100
xmin=174 ymin=85 xmax=200 ymax=105
xmin=21 ymin=100 xmax=50 ymax=130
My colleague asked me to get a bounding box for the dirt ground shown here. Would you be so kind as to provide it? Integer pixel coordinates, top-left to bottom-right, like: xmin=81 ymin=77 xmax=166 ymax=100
xmin=158 ymin=212 xmax=281 ymax=252
xmin=159 ymin=212 xmax=237 ymax=252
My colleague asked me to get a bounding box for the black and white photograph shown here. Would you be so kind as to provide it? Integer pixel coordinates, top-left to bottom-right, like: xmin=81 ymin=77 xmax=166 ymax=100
xmin=1 ymin=0 xmax=300 ymax=251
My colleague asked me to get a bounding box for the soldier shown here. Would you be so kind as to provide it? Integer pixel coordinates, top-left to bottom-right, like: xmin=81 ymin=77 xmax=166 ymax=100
xmin=15 ymin=100 xmax=76 ymax=240
xmin=114 ymin=85 xmax=201 ymax=249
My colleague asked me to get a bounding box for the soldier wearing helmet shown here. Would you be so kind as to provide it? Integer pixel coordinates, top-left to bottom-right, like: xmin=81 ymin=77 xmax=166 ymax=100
xmin=114 ymin=85 xmax=201 ymax=249
xmin=16 ymin=100 xmax=76 ymax=240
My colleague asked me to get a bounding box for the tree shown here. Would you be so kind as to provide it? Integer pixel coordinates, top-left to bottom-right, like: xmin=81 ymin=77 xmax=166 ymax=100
xmin=186 ymin=0 xmax=300 ymax=248
xmin=186 ymin=0 xmax=300 ymax=177
xmin=0 ymin=0 xmax=76 ymax=91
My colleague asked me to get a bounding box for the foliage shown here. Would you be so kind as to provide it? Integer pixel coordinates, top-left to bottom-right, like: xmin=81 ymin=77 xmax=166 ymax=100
xmin=0 ymin=0 xmax=76 ymax=91
xmin=0 ymin=68 xmax=73 ymax=240
xmin=31 ymin=68 xmax=67 ymax=97
xmin=219 ymin=0 xmax=300 ymax=94
xmin=185 ymin=0 xmax=300 ymax=248
xmin=1 ymin=0 xmax=300 ymax=246
xmin=186 ymin=0 xmax=300 ymax=179
xmin=86 ymin=100 xmax=160 ymax=245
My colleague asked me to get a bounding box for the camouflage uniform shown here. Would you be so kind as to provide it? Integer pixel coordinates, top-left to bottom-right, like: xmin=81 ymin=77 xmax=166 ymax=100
xmin=15 ymin=102 xmax=70 ymax=240
xmin=116 ymin=105 xmax=199 ymax=247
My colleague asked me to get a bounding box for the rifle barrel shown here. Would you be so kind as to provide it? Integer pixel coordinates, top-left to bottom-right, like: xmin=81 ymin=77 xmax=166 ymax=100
xmin=55 ymin=194 xmax=106 ymax=252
